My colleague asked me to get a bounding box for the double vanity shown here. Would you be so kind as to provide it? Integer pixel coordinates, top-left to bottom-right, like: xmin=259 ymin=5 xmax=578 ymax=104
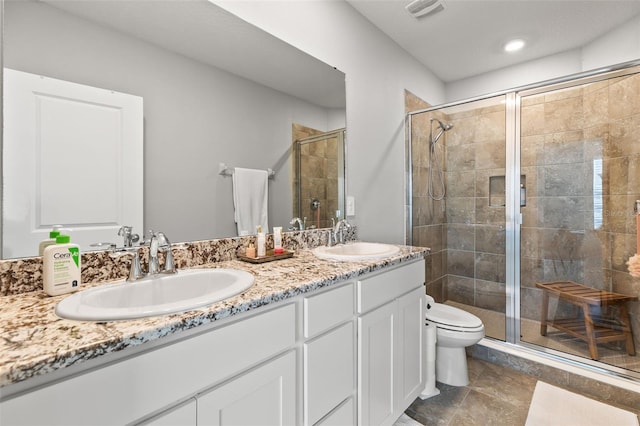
xmin=0 ymin=235 xmax=428 ymax=426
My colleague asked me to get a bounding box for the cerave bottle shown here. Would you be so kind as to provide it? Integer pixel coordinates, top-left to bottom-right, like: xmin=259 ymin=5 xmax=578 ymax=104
xmin=43 ymin=235 xmax=82 ymax=296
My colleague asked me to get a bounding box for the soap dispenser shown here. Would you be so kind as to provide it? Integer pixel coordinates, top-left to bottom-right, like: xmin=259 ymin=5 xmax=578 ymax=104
xmin=43 ymin=234 xmax=82 ymax=296
xmin=38 ymin=225 xmax=63 ymax=255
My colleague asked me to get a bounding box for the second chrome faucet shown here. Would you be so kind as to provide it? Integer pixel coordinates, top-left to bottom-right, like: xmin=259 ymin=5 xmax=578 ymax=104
xmin=328 ymin=219 xmax=351 ymax=246
xmin=148 ymin=231 xmax=176 ymax=276
xmin=114 ymin=228 xmax=176 ymax=281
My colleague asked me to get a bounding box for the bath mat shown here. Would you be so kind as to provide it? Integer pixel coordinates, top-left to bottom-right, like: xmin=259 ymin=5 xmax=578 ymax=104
xmin=525 ymin=381 xmax=639 ymax=426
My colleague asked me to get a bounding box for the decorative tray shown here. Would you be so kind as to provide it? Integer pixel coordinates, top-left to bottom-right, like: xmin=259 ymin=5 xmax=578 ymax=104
xmin=237 ymin=249 xmax=294 ymax=264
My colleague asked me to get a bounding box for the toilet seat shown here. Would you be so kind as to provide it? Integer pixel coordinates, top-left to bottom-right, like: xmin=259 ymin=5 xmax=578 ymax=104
xmin=426 ymin=303 xmax=483 ymax=332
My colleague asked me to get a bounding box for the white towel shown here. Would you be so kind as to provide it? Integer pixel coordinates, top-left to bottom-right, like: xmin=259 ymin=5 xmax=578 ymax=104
xmin=232 ymin=167 xmax=269 ymax=236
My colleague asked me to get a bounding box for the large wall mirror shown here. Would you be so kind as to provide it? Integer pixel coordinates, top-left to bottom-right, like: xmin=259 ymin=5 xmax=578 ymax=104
xmin=2 ymin=0 xmax=346 ymax=259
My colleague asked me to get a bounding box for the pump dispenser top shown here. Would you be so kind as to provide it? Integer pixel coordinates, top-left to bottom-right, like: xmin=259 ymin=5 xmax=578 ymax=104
xmin=38 ymin=225 xmax=64 ymax=255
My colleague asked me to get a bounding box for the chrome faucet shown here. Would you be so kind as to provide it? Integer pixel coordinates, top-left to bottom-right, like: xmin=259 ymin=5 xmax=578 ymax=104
xmin=110 ymin=228 xmax=176 ymax=282
xmin=289 ymin=217 xmax=306 ymax=231
xmin=118 ymin=226 xmax=140 ymax=248
xmin=330 ymin=219 xmax=351 ymax=246
xmin=148 ymin=231 xmax=176 ymax=276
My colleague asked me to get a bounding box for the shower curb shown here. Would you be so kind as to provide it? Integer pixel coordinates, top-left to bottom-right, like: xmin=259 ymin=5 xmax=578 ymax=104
xmin=468 ymin=341 xmax=640 ymax=416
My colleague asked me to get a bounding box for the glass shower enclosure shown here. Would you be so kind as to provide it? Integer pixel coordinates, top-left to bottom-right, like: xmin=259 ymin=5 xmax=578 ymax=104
xmin=407 ymin=62 xmax=640 ymax=380
xmin=293 ymin=127 xmax=346 ymax=229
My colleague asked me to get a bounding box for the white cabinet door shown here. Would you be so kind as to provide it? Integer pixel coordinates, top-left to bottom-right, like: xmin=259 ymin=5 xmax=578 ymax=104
xmin=197 ymin=351 xmax=296 ymax=426
xmin=3 ymin=68 xmax=143 ymax=257
xmin=357 ymin=301 xmax=396 ymax=426
xmin=395 ymin=287 xmax=425 ymax=415
xmin=357 ymin=261 xmax=426 ymax=426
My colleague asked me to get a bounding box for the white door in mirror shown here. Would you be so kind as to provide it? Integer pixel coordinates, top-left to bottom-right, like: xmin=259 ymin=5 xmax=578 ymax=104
xmin=3 ymin=68 xmax=143 ymax=258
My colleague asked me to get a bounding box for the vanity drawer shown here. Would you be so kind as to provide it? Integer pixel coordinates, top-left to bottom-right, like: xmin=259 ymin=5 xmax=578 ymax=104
xmin=357 ymin=261 xmax=424 ymax=314
xmin=304 ymin=282 xmax=355 ymax=338
xmin=304 ymin=322 xmax=355 ymax=425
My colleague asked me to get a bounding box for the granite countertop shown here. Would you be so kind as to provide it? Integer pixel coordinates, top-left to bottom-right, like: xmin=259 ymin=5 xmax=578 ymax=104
xmin=0 ymin=246 xmax=427 ymax=389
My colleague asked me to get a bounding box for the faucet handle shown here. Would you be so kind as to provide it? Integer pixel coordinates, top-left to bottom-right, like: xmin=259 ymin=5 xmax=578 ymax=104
xmin=111 ymin=247 xmax=145 ymax=281
xmin=118 ymin=226 xmax=131 ymax=237
xmin=156 ymin=232 xmax=176 ymax=274
xmin=117 ymin=226 xmax=140 ymax=248
xmin=163 ymin=249 xmax=177 ymax=274
xmin=156 ymin=232 xmax=170 ymax=246
xmin=127 ymin=249 xmax=145 ymax=281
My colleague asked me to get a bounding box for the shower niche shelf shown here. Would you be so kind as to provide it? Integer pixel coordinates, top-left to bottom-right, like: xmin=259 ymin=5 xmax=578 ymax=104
xmin=489 ymin=175 xmax=526 ymax=207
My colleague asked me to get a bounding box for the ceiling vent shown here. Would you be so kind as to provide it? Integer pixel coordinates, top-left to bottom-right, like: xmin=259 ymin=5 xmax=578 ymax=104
xmin=405 ymin=0 xmax=445 ymax=18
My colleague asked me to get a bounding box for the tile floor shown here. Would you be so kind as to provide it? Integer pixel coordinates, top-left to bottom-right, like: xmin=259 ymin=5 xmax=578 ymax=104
xmin=404 ymin=357 xmax=640 ymax=425
xmin=405 ymin=358 xmax=536 ymax=425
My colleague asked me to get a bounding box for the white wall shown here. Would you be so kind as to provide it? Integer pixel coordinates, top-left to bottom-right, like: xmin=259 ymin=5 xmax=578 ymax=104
xmin=215 ymin=0 xmax=445 ymax=244
xmin=4 ymin=1 xmax=341 ymax=245
xmin=582 ymin=14 xmax=640 ymax=71
xmin=446 ymin=14 xmax=640 ymax=102
xmin=445 ymin=50 xmax=582 ymax=102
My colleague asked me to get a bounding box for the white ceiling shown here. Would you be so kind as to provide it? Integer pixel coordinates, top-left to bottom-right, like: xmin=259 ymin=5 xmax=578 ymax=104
xmin=346 ymin=0 xmax=640 ymax=83
xmin=38 ymin=0 xmax=346 ymax=109
xmin=36 ymin=0 xmax=640 ymax=98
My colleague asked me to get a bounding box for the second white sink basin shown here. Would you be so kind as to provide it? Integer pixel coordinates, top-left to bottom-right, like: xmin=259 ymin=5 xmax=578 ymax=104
xmin=55 ymin=268 xmax=255 ymax=321
xmin=312 ymin=242 xmax=400 ymax=262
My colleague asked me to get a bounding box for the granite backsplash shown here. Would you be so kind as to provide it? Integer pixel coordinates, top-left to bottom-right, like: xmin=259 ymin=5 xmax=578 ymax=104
xmin=0 ymin=227 xmax=356 ymax=297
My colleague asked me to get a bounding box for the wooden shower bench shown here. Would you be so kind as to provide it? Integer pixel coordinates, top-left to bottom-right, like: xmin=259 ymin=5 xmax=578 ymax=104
xmin=535 ymin=281 xmax=637 ymax=360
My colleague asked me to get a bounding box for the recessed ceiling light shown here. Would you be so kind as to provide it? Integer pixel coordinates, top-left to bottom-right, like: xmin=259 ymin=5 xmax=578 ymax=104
xmin=504 ymin=39 xmax=525 ymax=53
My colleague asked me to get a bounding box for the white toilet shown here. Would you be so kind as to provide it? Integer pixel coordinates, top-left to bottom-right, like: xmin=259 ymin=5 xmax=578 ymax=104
xmin=425 ymin=295 xmax=485 ymax=386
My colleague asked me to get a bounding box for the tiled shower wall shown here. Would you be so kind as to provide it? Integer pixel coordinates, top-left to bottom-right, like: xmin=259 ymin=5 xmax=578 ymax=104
xmin=444 ymin=102 xmax=507 ymax=313
xmin=407 ymin=90 xmax=507 ymax=314
xmin=292 ymin=124 xmax=339 ymax=229
xmin=406 ymin=91 xmax=447 ymax=300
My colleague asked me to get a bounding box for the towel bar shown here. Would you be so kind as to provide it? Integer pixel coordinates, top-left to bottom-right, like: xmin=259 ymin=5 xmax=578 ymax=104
xmin=218 ymin=162 xmax=275 ymax=179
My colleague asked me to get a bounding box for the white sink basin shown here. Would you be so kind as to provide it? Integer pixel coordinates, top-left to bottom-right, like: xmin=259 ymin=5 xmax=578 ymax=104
xmin=312 ymin=242 xmax=400 ymax=262
xmin=55 ymin=268 xmax=254 ymax=321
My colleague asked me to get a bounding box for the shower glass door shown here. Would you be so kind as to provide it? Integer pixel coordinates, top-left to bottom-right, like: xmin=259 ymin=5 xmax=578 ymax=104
xmin=517 ymin=66 xmax=640 ymax=376
xmin=408 ymin=94 xmax=508 ymax=341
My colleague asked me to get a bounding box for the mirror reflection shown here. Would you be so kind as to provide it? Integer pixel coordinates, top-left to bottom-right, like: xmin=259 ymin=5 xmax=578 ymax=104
xmin=2 ymin=0 xmax=346 ymax=259
xmin=292 ymin=125 xmax=346 ymax=230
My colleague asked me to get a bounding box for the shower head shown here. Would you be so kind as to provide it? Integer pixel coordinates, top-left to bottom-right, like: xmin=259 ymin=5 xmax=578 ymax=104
xmin=431 ymin=118 xmax=453 ymax=131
